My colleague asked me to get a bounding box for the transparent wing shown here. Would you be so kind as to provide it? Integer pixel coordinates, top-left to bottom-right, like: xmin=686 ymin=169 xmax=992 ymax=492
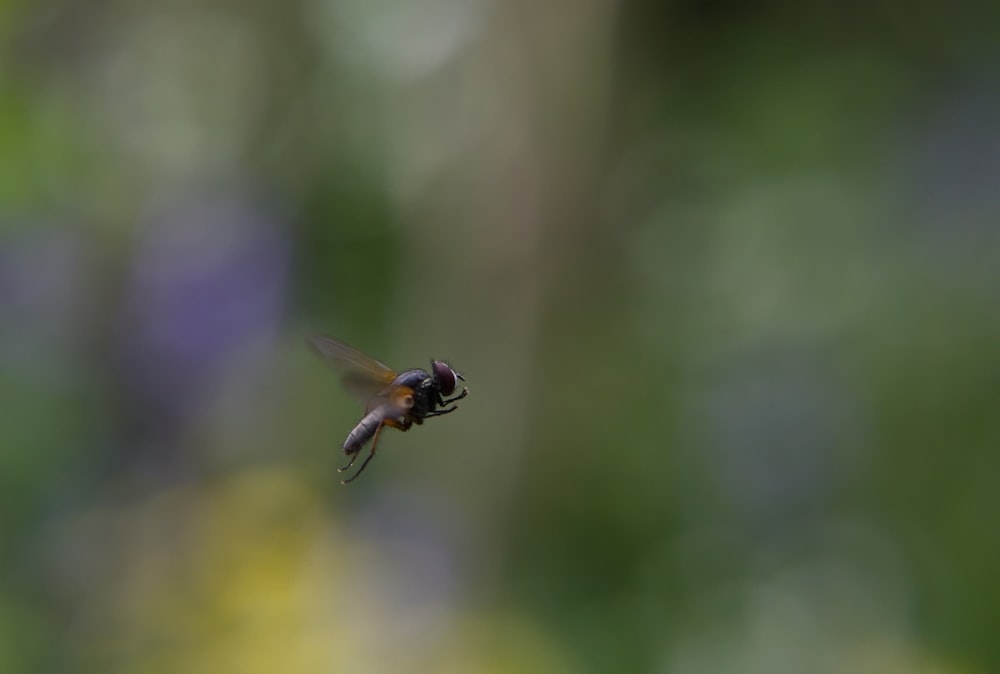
xmin=307 ymin=335 xmax=398 ymax=401
xmin=372 ymin=385 xmax=416 ymax=416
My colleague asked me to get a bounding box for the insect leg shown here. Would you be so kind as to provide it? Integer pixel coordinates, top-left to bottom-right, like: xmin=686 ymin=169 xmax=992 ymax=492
xmin=440 ymin=387 xmax=469 ymax=405
xmin=338 ymin=452 xmax=360 ymax=473
xmin=341 ymin=422 xmax=385 ymax=484
xmin=424 ymin=405 xmax=458 ymax=418
xmin=383 ymin=417 xmax=412 ymax=432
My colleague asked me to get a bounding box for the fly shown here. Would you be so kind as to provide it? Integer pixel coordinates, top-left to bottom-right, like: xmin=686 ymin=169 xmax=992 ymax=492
xmin=308 ymin=335 xmax=468 ymax=483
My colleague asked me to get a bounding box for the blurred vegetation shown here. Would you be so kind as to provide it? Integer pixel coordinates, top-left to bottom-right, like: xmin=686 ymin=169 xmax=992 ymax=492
xmin=1 ymin=1 xmax=999 ymax=672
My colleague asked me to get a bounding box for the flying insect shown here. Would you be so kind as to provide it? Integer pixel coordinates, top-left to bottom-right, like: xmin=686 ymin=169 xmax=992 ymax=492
xmin=308 ymin=335 xmax=468 ymax=483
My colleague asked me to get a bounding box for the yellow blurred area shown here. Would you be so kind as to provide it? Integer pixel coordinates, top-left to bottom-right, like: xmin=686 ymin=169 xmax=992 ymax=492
xmin=62 ymin=468 xmax=571 ymax=674
xmin=69 ymin=468 xmax=336 ymax=673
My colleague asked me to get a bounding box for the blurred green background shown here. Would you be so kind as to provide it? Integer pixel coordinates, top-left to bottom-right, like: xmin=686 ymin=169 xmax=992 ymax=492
xmin=2 ymin=1 xmax=999 ymax=672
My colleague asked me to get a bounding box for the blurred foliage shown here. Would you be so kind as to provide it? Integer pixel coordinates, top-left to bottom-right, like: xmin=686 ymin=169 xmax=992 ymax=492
xmin=1 ymin=0 xmax=999 ymax=672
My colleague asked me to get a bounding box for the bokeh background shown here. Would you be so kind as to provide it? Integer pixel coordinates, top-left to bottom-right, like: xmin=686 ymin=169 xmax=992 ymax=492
xmin=2 ymin=1 xmax=1000 ymax=672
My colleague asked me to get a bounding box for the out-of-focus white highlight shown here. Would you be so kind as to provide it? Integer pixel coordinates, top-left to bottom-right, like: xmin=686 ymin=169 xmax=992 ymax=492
xmin=307 ymin=0 xmax=490 ymax=81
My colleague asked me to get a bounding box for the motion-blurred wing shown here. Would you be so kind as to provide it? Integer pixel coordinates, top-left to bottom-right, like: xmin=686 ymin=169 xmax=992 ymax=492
xmin=370 ymin=385 xmax=417 ymax=417
xmin=308 ymin=335 xmax=398 ymax=401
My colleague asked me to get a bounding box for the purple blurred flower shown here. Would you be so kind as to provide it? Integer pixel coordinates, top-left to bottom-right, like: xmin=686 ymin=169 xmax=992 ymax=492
xmin=117 ymin=193 xmax=290 ymax=455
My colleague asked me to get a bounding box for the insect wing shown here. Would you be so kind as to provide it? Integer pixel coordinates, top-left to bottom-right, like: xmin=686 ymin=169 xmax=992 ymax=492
xmin=308 ymin=335 xmax=398 ymax=401
xmin=367 ymin=385 xmax=417 ymax=416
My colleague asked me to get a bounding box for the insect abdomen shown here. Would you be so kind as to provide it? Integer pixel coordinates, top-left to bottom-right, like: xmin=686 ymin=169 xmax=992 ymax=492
xmin=343 ymin=408 xmax=386 ymax=454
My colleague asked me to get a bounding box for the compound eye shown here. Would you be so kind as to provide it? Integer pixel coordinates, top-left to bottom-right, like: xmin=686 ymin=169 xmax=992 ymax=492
xmin=432 ymin=360 xmax=457 ymax=395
